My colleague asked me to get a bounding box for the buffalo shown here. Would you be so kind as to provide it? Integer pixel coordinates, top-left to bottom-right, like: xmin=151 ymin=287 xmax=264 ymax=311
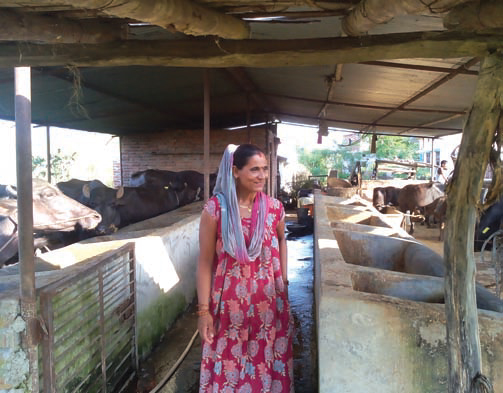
xmin=0 ymin=179 xmax=101 ymax=267
xmin=130 ymin=169 xmax=217 ymax=200
xmin=372 ymin=186 xmax=400 ymax=211
xmin=397 ymin=182 xmax=444 ymax=234
xmin=84 ymin=183 xmax=195 ymax=231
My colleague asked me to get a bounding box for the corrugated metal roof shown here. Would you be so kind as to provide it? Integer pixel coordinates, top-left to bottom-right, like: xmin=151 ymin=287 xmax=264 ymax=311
xmin=0 ymin=1 xmax=489 ymax=138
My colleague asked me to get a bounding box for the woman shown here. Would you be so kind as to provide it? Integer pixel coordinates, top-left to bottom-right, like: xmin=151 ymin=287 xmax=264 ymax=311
xmin=197 ymin=144 xmax=294 ymax=393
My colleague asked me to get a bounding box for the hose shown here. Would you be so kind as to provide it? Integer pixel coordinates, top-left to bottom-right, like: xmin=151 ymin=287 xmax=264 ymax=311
xmin=149 ymin=329 xmax=199 ymax=393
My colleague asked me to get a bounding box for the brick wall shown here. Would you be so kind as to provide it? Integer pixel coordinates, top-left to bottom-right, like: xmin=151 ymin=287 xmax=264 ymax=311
xmin=119 ymin=128 xmax=272 ymax=187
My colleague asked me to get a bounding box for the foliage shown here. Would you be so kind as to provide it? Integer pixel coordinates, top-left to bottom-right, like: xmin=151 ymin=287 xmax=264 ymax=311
xmin=32 ymin=148 xmax=77 ymax=182
xmin=296 ymin=135 xmax=420 ymax=180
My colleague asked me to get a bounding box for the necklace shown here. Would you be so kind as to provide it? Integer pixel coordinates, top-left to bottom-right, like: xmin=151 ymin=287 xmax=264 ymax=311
xmin=239 ymin=204 xmax=252 ymax=213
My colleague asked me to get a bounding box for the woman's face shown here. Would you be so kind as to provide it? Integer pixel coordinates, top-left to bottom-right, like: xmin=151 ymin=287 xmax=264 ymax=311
xmin=233 ymin=153 xmax=268 ymax=193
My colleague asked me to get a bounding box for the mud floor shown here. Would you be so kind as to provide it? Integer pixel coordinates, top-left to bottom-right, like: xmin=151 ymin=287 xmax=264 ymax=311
xmin=131 ymin=213 xmax=317 ymax=392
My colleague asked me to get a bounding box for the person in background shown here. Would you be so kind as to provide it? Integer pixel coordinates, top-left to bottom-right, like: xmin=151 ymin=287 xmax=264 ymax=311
xmin=437 ymin=160 xmax=449 ymax=184
xmin=196 ymin=143 xmax=294 ymax=392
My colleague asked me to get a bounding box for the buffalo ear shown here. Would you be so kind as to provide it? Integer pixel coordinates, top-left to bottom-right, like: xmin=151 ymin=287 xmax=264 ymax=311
xmin=82 ymin=184 xmax=91 ymax=198
xmin=116 ymin=186 xmax=125 ymax=199
xmin=6 ymin=185 xmax=17 ymax=198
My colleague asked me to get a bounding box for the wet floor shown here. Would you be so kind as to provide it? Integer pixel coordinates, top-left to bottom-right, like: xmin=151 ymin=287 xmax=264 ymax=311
xmin=131 ymin=215 xmax=317 ymax=392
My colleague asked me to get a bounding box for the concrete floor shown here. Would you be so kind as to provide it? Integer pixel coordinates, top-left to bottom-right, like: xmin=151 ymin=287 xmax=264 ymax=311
xmin=131 ymin=213 xmax=317 ymax=393
xmin=412 ymin=223 xmax=498 ymax=293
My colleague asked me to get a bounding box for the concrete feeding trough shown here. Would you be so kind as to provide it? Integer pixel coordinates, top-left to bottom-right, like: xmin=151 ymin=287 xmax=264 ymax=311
xmin=314 ymin=191 xmax=503 ymax=393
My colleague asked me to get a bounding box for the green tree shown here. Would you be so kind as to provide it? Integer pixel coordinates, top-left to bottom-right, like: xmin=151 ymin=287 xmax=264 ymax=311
xmin=296 ymin=135 xmax=420 ymax=180
xmin=32 ymin=148 xmax=77 ymax=182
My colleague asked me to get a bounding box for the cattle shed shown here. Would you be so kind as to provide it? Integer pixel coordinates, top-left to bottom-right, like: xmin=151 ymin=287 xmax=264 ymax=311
xmin=0 ymin=1 xmax=503 ymax=392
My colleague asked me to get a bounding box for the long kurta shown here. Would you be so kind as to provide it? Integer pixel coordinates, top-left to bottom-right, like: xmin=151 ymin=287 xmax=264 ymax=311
xmin=199 ymin=195 xmax=294 ymax=393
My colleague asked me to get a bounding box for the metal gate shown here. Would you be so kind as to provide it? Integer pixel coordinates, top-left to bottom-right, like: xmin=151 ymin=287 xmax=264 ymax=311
xmin=39 ymin=243 xmax=137 ymax=393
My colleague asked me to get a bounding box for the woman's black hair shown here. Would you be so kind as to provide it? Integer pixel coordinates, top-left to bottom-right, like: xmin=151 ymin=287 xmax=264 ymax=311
xmin=233 ymin=144 xmax=265 ymax=169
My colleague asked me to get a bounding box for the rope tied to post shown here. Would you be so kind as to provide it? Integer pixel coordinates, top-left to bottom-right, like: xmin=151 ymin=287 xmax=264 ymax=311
xmin=472 ymin=372 xmax=494 ymax=393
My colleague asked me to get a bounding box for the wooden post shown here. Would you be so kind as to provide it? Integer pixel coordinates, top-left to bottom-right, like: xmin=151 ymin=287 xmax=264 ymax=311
xmin=444 ymin=51 xmax=503 ymax=393
xmin=203 ymin=69 xmax=210 ymax=202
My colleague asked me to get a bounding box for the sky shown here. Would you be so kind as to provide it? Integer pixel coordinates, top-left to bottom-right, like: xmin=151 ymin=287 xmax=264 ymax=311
xmin=0 ymin=119 xmax=462 ymax=187
xmin=0 ymin=119 xmax=119 ymax=186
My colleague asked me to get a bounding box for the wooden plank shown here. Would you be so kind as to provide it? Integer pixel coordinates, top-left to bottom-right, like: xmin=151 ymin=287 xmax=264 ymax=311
xmin=444 ymin=51 xmax=503 ymax=392
xmin=1 ymin=30 xmax=503 ymax=68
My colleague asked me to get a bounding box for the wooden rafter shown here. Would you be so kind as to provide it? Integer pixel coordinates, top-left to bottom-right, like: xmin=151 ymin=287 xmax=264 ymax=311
xmin=0 ymin=30 xmax=502 ymax=68
xmin=21 ymin=0 xmax=249 ymax=39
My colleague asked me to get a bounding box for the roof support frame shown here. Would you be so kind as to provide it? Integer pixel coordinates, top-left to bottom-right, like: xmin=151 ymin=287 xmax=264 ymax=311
xmin=362 ymin=57 xmax=479 ymax=132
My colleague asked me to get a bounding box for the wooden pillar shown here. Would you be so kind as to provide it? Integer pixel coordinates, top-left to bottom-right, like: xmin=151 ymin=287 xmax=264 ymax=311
xmin=444 ymin=51 xmax=503 ymax=393
xmin=203 ymin=69 xmax=210 ymax=202
xmin=15 ymin=66 xmax=38 ymax=392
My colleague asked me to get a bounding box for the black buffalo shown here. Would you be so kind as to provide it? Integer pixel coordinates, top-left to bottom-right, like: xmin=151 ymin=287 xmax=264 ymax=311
xmin=475 ymin=197 xmax=503 ymax=251
xmin=397 ymin=182 xmax=444 ymax=234
xmin=0 ymin=179 xmax=101 ymax=267
xmin=0 ymin=184 xmax=17 ymax=199
xmin=86 ymin=184 xmax=187 ymax=230
xmin=372 ymin=186 xmax=400 ymax=211
xmin=130 ymin=169 xmax=217 ymax=200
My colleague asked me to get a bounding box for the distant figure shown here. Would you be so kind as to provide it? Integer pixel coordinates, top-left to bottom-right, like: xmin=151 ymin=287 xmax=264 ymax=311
xmin=436 ymin=160 xmax=449 ymax=184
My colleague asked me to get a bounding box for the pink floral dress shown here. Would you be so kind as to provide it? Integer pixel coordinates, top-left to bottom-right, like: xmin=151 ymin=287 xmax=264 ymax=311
xmin=199 ymin=195 xmax=294 ymax=393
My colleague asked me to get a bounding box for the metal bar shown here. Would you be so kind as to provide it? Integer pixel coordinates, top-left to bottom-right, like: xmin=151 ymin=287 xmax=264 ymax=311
xmin=431 ymin=138 xmax=435 ymax=180
xmin=107 ymin=348 xmax=134 ymax=380
xmin=130 ymin=249 xmax=138 ymax=373
xmin=54 ymin=328 xmax=101 ymax=367
xmin=361 ymin=60 xmax=479 ymax=75
xmin=266 ymin=111 xmax=462 ymax=133
xmin=263 ymin=92 xmax=467 ymax=115
xmin=46 ymin=125 xmax=51 ymax=183
xmin=362 ymin=57 xmax=480 ymax=131
xmin=105 ymin=325 xmax=134 ymax=355
xmin=40 ymin=293 xmax=55 ymax=393
xmin=57 ymin=349 xmax=102 ymax=392
xmin=68 ymin=361 xmax=102 ymax=393
xmin=203 ymin=69 xmax=210 ymax=202
xmin=54 ymin=297 xmax=100 ymax=336
xmin=15 ymin=65 xmax=39 ymax=392
xmin=40 ymin=244 xmax=134 ymax=296
xmin=98 ymin=267 xmax=107 ymax=392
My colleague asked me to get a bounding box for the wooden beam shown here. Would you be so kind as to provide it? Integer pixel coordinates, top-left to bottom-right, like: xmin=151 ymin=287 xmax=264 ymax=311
xmin=444 ymin=51 xmax=503 ymax=393
xmin=342 ymin=0 xmax=471 ymax=36
xmin=1 ymin=30 xmax=503 ymax=68
xmin=0 ymin=9 xmax=124 ymax=43
xmin=28 ymin=0 xmax=249 ymax=39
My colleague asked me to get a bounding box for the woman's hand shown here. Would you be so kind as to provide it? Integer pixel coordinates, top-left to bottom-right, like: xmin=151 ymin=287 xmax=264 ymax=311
xmin=198 ymin=314 xmax=215 ymax=344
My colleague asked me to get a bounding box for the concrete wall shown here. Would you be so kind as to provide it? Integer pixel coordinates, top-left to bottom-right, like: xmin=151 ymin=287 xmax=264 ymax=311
xmin=119 ymin=128 xmax=272 ymax=186
xmin=314 ymin=192 xmax=503 ymax=392
xmin=0 ymin=202 xmax=202 ymax=391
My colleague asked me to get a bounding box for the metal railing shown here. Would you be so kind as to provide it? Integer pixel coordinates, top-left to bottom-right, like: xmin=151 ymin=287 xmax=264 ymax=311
xmin=38 ymin=243 xmax=137 ymax=393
